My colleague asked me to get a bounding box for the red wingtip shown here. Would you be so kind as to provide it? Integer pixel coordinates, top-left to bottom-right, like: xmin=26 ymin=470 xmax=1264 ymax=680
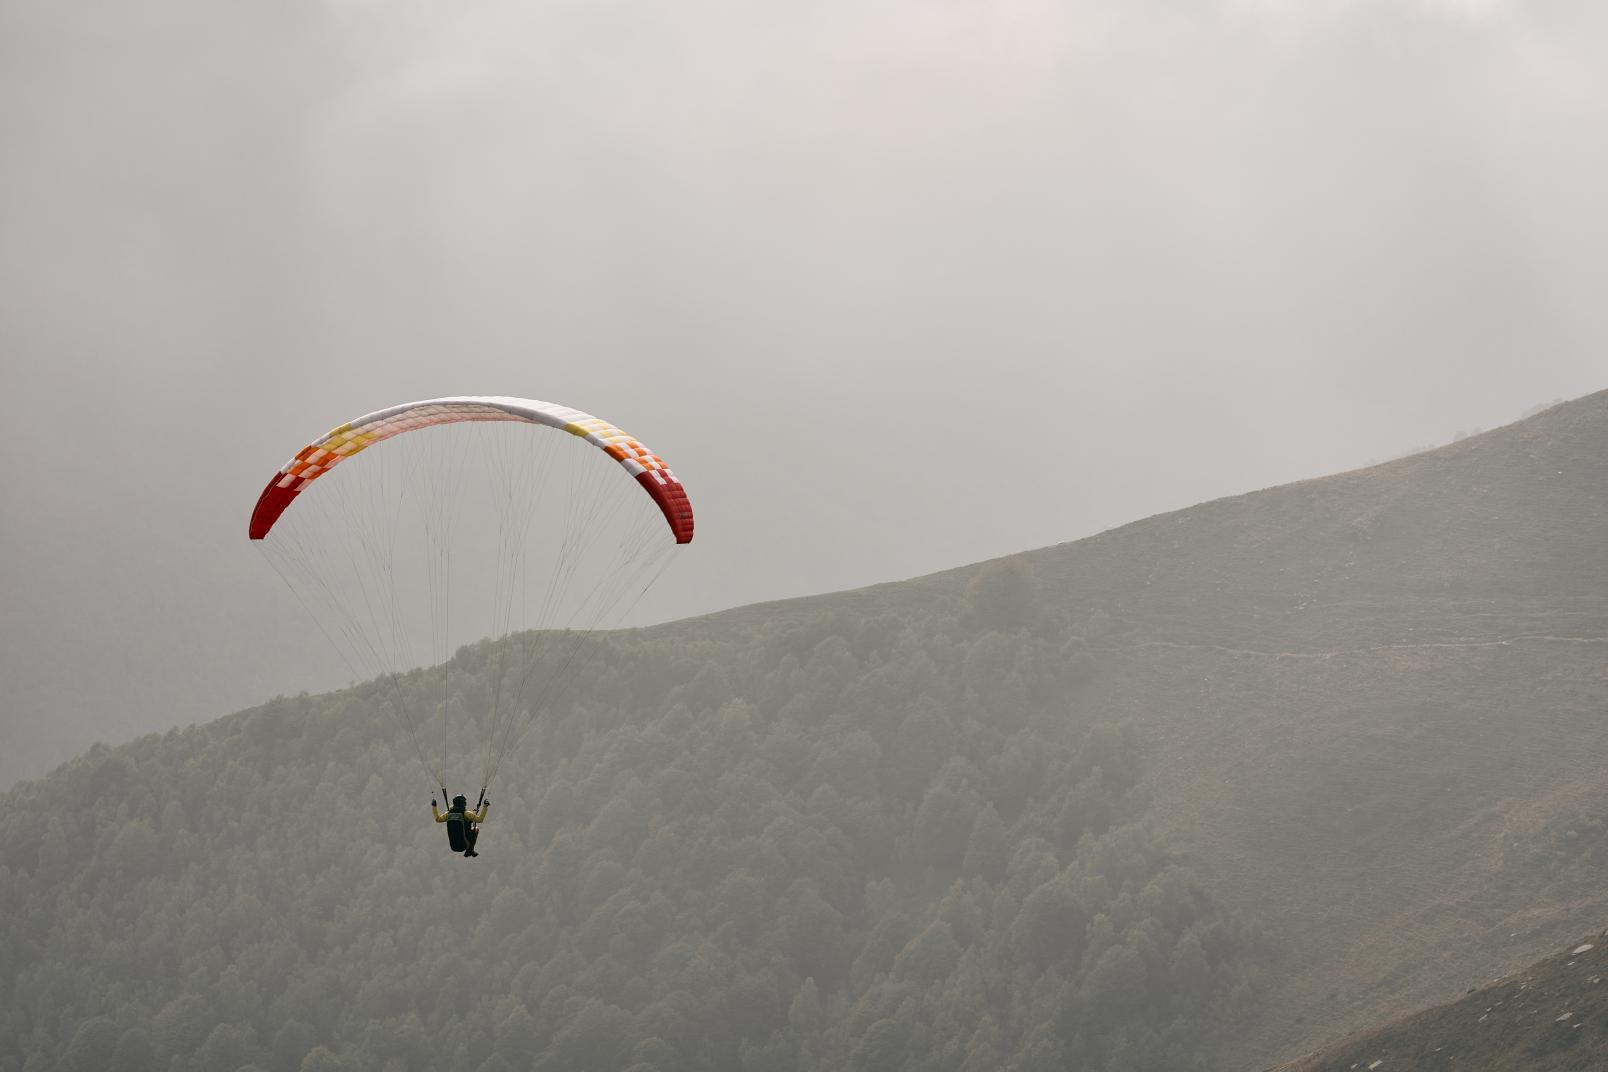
xmin=249 ymin=476 xmax=300 ymax=540
xmin=635 ymin=472 xmax=695 ymax=545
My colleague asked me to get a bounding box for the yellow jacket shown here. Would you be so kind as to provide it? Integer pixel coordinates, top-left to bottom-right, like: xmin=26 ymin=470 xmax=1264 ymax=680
xmin=433 ymin=802 xmax=489 ymax=824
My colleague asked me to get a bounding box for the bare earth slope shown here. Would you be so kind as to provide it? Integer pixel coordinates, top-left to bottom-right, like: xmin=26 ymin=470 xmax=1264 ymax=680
xmin=1273 ymin=932 xmax=1608 ymax=1072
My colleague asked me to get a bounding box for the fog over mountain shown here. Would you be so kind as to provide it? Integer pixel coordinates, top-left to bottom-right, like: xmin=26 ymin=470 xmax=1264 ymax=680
xmin=4 ymin=392 xmax=1604 ymax=1072
xmin=1 ymin=4 xmax=1605 ymax=785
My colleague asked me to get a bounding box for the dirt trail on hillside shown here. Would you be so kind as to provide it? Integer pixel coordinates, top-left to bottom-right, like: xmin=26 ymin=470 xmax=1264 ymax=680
xmin=1132 ymin=634 xmax=1608 ymax=661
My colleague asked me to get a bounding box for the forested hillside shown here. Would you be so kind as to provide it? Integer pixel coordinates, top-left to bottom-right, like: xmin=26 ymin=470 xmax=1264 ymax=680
xmin=0 ymin=567 xmax=1265 ymax=1072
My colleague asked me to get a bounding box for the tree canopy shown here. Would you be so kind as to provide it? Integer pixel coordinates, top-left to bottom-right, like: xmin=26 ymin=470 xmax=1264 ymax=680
xmin=2 ymin=568 xmax=1265 ymax=1072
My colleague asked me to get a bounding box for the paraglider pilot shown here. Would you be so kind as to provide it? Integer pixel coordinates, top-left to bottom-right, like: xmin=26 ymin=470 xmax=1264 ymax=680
xmin=433 ymin=793 xmax=490 ymax=857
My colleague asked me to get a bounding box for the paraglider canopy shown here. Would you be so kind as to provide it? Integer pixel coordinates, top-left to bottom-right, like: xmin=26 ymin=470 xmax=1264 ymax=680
xmin=249 ymin=393 xmax=694 ymax=797
xmin=249 ymin=395 xmax=693 ymax=544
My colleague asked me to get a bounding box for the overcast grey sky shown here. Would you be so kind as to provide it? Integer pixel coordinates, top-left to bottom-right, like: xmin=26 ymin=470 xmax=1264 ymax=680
xmin=1 ymin=0 xmax=1604 ymax=788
